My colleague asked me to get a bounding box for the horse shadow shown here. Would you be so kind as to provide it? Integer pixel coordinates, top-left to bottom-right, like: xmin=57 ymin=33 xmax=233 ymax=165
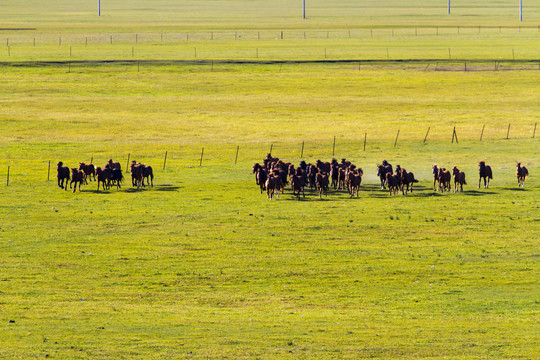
xmin=500 ymin=187 xmax=528 ymax=192
xmin=463 ymin=190 xmax=497 ymax=196
xmin=155 ymin=184 xmax=181 ymax=192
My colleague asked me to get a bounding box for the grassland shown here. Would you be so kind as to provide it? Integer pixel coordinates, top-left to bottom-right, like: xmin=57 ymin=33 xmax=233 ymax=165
xmin=1 ymin=1 xmax=539 ymax=359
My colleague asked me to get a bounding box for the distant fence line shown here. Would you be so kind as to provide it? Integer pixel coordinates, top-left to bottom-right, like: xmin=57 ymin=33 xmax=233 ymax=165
xmin=2 ymin=59 xmax=540 ymax=73
xmin=2 ymin=123 xmax=538 ymax=185
xmin=2 ymin=25 xmax=540 ymax=46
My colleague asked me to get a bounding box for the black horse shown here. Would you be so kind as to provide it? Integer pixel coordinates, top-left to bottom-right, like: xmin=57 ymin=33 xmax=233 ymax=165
xmin=57 ymin=162 xmax=70 ymax=190
xmin=377 ymin=163 xmax=392 ymax=189
xmin=478 ymin=161 xmax=493 ymax=188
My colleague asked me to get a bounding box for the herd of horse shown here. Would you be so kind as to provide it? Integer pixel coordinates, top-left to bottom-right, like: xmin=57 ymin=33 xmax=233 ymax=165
xmin=252 ymin=154 xmax=530 ymax=199
xmin=56 ymin=159 xmax=153 ymax=192
xmin=252 ymin=155 xmax=364 ymax=199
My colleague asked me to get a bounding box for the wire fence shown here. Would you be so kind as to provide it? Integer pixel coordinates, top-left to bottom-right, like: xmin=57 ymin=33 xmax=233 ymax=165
xmin=1 ymin=122 xmax=537 ymax=186
xmin=2 ymin=26 xmax=540 ymax=46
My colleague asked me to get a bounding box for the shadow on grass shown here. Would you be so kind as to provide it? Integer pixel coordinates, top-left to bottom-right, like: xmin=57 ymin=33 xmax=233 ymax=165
xmin=155 ymin=184 xmax=181 ymax=192
xmin=500 ymin=187 xmax=528 ymax=191
xmin=463 ymin=190 xmax=497 ymax=196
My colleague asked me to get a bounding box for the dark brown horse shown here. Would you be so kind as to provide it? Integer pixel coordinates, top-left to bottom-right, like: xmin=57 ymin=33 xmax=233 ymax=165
xmin=307 ymin=164 xmax=318 ymax=189
xmin=130 ymin=161 xmax=144 ymax=188
xmin=57 ymin=162 xmax=70 ymax=190
xmin=140 ymin=164 xmax=154 ymax=187
xmin=256 ymin=167 xmax=268 ymax=194
xmin=315 ymin=173 xmax=329 ymax=199
xmin=265 ymin=175 xmax=281 ymax=200
xmin=516 ymin=163 xmax=529 ymax=187
xmin=79 ymin=162 xmax=96 ymax=183
xmin=70 ymin=168 xmax=85 ymax=193
xmin=385 ymin=172 xmax=399 ymax=195
xmin=432 ymin=165 xmax=440 ymax=190
xmin=377 ymin=164 xmax=392 ymax=189
xmin=330 ymin=163 xmax=340 ymax=189
xmin=96 ymin=167 xmax=110 ymax=191
xmin=437 ymin=168 xmax=451 ymax=192
xmin=452 ymin=166 xmax=467 ymax=193
xmin=478 ymin=161 xmax=493 ymax=188
xmin=290 ymin=174 xmax=306 ymax=199
xmin=347 ymin=169 xmax=363 ymax=197
xmin=399 ymin=168 xmax=419 ymax=194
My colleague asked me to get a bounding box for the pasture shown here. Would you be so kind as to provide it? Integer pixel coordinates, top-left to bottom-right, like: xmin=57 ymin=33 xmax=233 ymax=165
xmin=1 ymin=1 xmax=539 ymax=359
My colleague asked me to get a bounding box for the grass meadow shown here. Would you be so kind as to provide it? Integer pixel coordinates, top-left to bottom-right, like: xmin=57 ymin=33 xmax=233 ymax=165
xmin=1 ymin=1 xmax=539 ymax=359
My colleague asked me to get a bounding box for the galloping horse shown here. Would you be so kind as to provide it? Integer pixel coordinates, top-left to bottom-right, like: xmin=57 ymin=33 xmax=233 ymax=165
xmin=70 ymin=168 xmax=85 ymax=193
xmin=385 ymin=172 xmax=399 ymax=195
xmin=57 ymin=162 xmax=70 ymax=190
xmin=432 ymin=165 xmax=440 ymax=190
xmin=347 ymin=169 xmax=363 ymax=197
xmin=377 ymin=164 xmax=392 ymax=189
xmin=452 ymin=166 xmax=467 ymax=193
xmin=96 ymin=167 xmax=110 ymax=191
xmin=399 ymin=168 xmax=419 ymax=194
xmin=437 ymin=168 xmax=451 ymax=192
xmin=478 ymin=161 xmax=493 ymax=188
xmin=516 ymin=163 xmax=529 ymax=187
xmin=315 ymin=173 xmax=329 ymax=199
xmin=79 ymin=162 xmax=96 ymax=183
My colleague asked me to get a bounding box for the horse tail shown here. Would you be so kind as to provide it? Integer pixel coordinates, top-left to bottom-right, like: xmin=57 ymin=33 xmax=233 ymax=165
xmin=487 ymin=166 xmax=493 ymax=179
xmin=463 ymin=173 xmax=467 ymax=185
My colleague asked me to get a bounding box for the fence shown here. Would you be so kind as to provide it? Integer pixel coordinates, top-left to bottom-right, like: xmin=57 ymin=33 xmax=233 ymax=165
xmin=2 ymin=123 xmax=537 ymax=186
xmin=2 ymin=26 xmax=540 ymax=45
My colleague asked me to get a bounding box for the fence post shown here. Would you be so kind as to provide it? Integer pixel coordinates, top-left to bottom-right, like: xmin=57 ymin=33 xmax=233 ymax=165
xmin=48 ymin=161 xmax=51 ymax=181
xmin=480 ymin=124 xmax=485 ymax=141
xmin=234 ymin=146 xmax=239 ymax=164
xmin=452 ymin=127 xmax=459 ymax=144
xmin=533 ymin=122 xmax=537 ymax=138
xmin=6 ymin=166 xmax=9 ymax=186
xmin=126 ymin=153 xmax=130 ymax=173
xmin=423 ymin=127 xmax=430 ymax=143
xmin=163 ymin=151 xmax=168 ymax=170
xmin=269 ymin=144 xmax=273 ymax=154
xmin=363 ymin=133 xmax=367 ymax=151
xmin=506 ymin=124 xmax=511 ymax=139
xmin=332 ymin=136 xmax=336 ymax=156
xmin=394 ymin=130 xmax=400 ymax=148
xmin=199 ymin=148 xmax=204 ymax=167
xmin=300 ymin=141 xmax=304 ymax=159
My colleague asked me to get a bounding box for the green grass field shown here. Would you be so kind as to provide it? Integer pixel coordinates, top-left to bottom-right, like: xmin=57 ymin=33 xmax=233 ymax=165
xmin=1 ymin=1 xmax=539 ymax=359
